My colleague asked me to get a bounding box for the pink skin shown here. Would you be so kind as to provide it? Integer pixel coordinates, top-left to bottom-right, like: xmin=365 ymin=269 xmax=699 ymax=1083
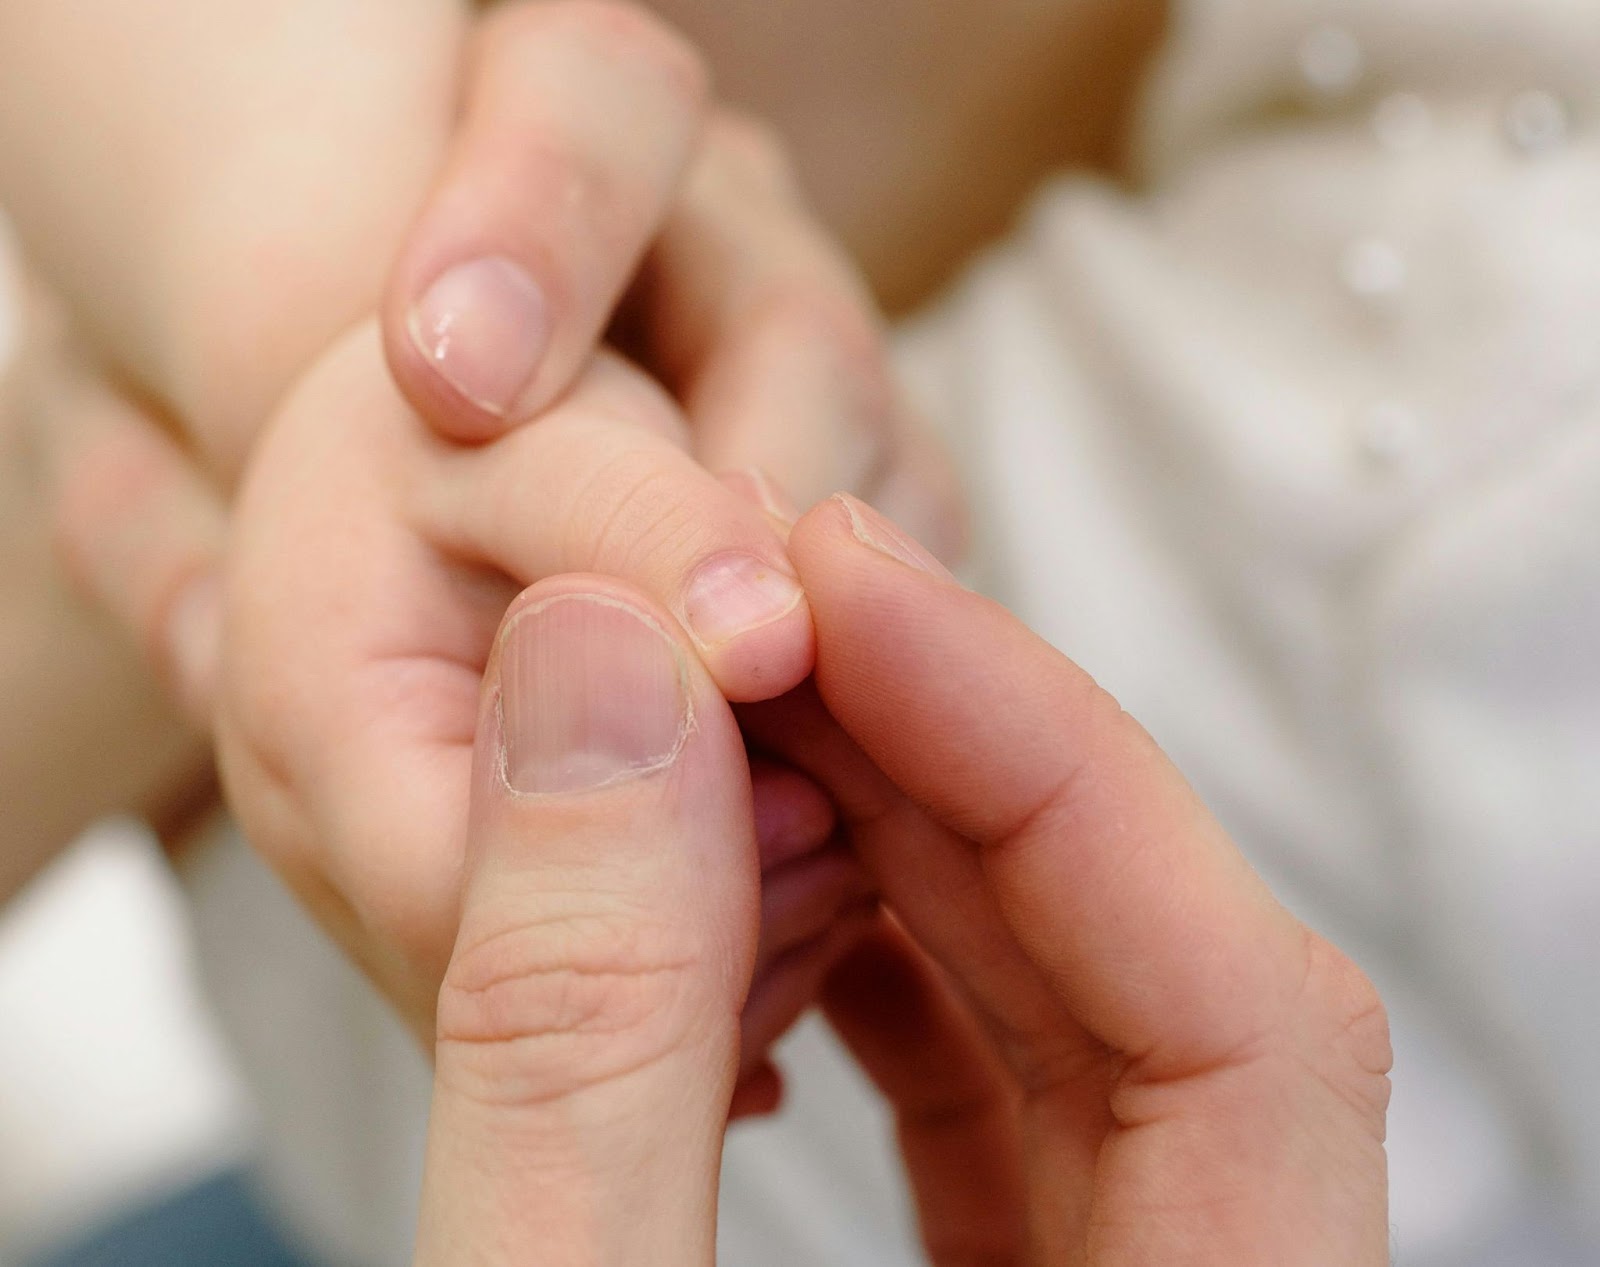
xmin=740 ymin=758 xmax=876 ymax=1114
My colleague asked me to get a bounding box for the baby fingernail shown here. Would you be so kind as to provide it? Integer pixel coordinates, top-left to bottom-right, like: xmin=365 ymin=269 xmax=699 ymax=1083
xmin=835 ymin=493 xmax=955 ymax=580
xmin=408 ymin=256 xmax=549 ymax=417
xmin=682 ymin=553 xmax=805 ymax=647
xmin=499 ymin=594 xmax=689 ymax=795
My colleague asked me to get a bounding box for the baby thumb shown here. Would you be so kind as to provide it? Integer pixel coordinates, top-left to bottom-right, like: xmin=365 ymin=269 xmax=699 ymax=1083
xmin=414 ymin=578 xmax=760 ymax=1266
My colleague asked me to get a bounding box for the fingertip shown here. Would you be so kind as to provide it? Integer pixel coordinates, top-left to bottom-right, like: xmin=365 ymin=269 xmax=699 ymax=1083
xmin=787 ymin=495 xmax=959 ymax=639
xmin=538 ymin=1 xmax=712 ymax=111
xmin=693 ymin=597 xmax=816 ymax=704
xmin=740 ymin=898 xmax=879 ymax=1072
xmin=675 ymin=487 xmax=811 ymax=701
xmin=831 ymin=493 xmax=957 ymax=581
xmin=676 ymin=548 xmax=816 ymax=702
xmin=399 ymin=255 xmax=551 ymax=437
xmin=382 ymin=0 xmax=711 ymax=450
xmin=680 ymin=551 xmax=804 ymax=646
xmin=788 ymin=491 xmax=851 ymax=561
xmin=760 ymin=845 xmax=872 ymax=934
xmin=45 ymin=377 xmax=228 ymax=727
xmin=750 ymin=758 xmax=837 ymax=869
xmin=163 ymin=569 xmax=223 ymax=729
xmin=727 ymin=1062 xmax=784 ymax=1121
xmin=382 ymin=272 xmax=531 ymax=447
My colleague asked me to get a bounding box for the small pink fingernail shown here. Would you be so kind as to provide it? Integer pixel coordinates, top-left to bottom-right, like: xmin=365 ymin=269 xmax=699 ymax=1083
xmin=834 ymin=494 xmax=955 ymax=580
xmin=407 ymin=256 xmax=549 ymax=417
xmin=682 ymin=553 xmax=805 ymax=648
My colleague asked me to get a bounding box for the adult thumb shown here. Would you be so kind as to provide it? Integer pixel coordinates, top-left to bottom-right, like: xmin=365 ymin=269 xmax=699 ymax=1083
xmin=414 ymin=577 xmax=760 ymax=1266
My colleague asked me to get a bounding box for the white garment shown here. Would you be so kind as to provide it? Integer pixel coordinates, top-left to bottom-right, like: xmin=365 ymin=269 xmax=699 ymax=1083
xmin=891 ymin=0 xmax=1600 ymax=1258
xmin=0 ymin=824 xmax=251 ymax=1261
xmin=195 ymin=1 xmax=1600 ymax=1263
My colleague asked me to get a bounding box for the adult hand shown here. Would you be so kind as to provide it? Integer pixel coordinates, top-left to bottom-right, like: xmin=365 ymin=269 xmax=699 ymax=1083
xmin=42 ymin=324 xmax=872 ymax=1109
xmin=30 ymin=0 xmax=964 ymax=827
xmin=412 ymin=574 xmax=761 ymax=1263
xmin=383 ymin=2 xmax=964 ymax=550
xmin=738 ymin=495 xmax=1392 ymax=1265
xmin=3 ymin=0 xmax=962 ymax=552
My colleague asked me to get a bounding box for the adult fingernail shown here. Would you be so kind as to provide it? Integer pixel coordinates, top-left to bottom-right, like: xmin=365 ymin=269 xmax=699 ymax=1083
xmin=499 ymin=594 xmax=690 ymax=795
xmin=835 ymin=493 xmax=955 ymax=580
xmin=682 ymin=553 xmax=805 ymax=648
xmin=408 ymin=256 xmax=549 ymax=417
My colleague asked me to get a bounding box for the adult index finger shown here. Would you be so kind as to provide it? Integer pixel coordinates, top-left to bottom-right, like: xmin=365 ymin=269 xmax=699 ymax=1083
xmin=384 ymin=1 xmax=709 ymax=441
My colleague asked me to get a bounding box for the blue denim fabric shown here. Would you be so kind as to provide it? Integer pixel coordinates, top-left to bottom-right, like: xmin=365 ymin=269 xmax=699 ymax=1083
xmin=29 ymin=1170 xmax=319 ymax=1267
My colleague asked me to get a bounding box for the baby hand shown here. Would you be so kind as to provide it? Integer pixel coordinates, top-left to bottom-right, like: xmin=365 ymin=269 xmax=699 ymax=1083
xmin=216 ymin=323 xmax=869 ymax=1093
xmin=375 ymin=2 xmax=967 ymax=549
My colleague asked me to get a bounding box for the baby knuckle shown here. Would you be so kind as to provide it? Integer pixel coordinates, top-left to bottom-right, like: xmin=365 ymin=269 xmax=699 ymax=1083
xmin=566 ymin=446 xmax=707 ymax=572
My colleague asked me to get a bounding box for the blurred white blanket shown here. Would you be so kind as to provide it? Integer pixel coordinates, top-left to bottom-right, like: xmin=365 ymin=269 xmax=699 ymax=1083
xmin=883 ymin=0 xmax=1600 ymax=1258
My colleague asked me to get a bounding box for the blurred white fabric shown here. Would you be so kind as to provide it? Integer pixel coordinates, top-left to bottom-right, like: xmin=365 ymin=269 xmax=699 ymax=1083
xmin=183 ymin=827 xmax=431 ymax=1267
xmin=0 ymin=823 xmax=252 ymax=1261
xmin=752 ymin=1 xmax=1600 ymax=1260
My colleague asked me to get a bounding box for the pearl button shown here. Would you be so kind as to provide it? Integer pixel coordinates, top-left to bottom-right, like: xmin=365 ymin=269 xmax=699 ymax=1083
xmin=1503 ymin=89 xmax=1571 ymax=155
xmin=1340 ymin=237 xmax=1408 ymax=301
xmin=1373 ymin=92 xmax=1433 ymax=153
xmin=1299 ymin=25 xmax=1364 ymax=98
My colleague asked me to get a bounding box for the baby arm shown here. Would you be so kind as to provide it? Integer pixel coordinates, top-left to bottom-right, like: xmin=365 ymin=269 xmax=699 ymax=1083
xmin=8 ymin=1 xmax=953 ymax=1082
xmin=68 ymin=317 xmax=857 ymax=1101
xmin=3 ymin=0 xmax=953 ymax=875
xmin=0 ymin=0 xmax=957 ymax=532
xmin=0 ymin=0 xmax=464 ymax=475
